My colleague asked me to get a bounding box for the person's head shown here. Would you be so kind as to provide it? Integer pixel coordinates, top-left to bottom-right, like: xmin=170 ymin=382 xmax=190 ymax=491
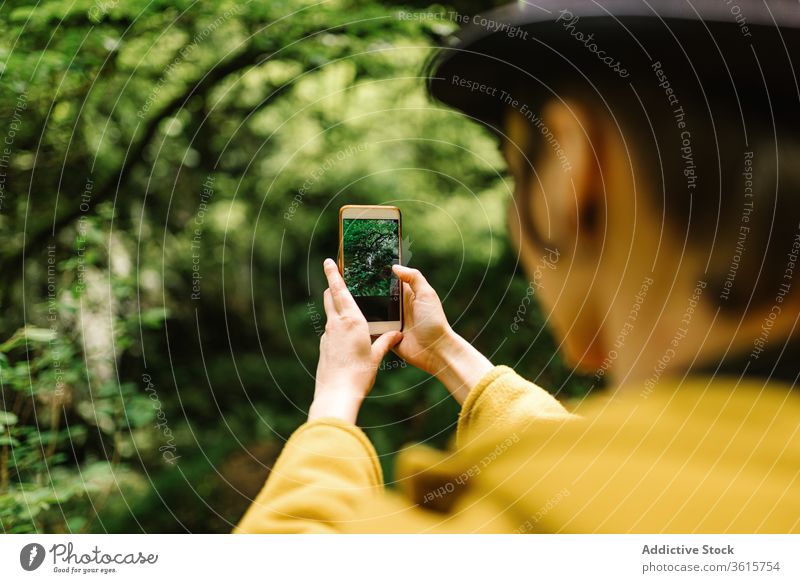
xmin=498 ymin=81 xmax=800 ymax=381
xmin=428 ymin=2 xmax=800 ymax=384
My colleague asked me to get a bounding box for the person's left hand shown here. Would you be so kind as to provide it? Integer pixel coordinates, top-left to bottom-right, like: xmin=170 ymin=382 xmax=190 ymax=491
xmin=309 ymin=258 xmax=403 ymax=424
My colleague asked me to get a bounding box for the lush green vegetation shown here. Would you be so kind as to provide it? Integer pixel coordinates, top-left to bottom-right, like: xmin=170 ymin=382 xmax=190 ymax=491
xmin=343 ymin=218 xmax=398 ymax=297
xmin=0 ymin=0 xmax=591 ymax=533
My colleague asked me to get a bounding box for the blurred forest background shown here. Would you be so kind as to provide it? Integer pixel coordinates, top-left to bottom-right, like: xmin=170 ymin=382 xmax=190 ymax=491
xmin=0 ymin=0 xmax=591 ymax=533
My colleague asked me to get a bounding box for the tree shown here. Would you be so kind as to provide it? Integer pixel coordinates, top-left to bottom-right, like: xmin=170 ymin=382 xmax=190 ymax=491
xmin=0 ymin=0 xmax=587 ymax=533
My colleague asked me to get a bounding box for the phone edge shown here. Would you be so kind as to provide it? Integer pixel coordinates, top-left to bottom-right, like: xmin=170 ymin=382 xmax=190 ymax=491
xmin=337 ymin=205 xmax=403 ymax=335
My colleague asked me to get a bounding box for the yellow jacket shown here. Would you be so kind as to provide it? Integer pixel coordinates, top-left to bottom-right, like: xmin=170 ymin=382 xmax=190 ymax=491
xmin=235 ymin=365 xmax=800 ymax=533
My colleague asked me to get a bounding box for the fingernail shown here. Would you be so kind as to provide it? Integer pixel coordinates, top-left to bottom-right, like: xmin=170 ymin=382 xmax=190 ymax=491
xmin=324 ymin=258 xmax=334 ymax=266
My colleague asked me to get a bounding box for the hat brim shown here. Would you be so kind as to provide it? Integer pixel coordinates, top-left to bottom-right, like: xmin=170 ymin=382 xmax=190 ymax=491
xmin=426 ymin=0 xmax=800 ymax=129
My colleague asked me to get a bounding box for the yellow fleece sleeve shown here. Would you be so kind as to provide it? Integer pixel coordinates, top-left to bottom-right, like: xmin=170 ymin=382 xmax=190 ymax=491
xmin=456 ymin=365 xmax=575 ymax=447
xmin=233 ymin=417 xmax=383 ymax=534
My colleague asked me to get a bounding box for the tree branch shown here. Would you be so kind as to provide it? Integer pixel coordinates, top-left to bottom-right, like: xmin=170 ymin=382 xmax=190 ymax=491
xmin=3 ymin=44 xmax=283 ymax=271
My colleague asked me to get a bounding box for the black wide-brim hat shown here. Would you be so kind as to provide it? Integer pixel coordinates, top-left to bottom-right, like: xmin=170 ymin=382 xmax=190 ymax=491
xmin=427 ymin=0 xmax=800 ymax=128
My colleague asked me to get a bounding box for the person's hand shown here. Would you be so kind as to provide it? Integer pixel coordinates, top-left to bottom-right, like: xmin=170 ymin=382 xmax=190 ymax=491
xmin=392 ymin=265 xmax=494 ymax=404
xmin=389 ymin=265 xmax=452 ymax=374
xmin=309 ymin=258 xmax=402 ymax=424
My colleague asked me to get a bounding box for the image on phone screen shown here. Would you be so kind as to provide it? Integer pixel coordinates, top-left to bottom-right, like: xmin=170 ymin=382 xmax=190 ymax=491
xmin=342 ymin=218 xmax=401 ymax=322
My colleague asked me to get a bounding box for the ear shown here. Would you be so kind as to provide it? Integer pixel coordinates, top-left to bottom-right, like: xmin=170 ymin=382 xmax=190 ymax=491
xmin=529 ymin=97 xmax=603 ymax=250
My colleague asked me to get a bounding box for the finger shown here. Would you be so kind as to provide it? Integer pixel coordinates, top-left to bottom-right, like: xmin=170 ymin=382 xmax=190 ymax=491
xmin=322 ymin=288 xmax=336 ymax=316
xmin=402 ymin=280 xmax=414 ymax=306
xmin=390 ymin=334 xmax=408 ymax=359
xmin=323 ymin=258 xmax=358 ymax=313
xmin=392 ymin=265 xmax=434 ymax=297
xmin=371 ymin=331 xmax=403 ymax=362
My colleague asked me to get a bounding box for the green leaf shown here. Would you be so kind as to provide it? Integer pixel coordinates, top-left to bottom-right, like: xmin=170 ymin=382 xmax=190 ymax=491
xmin=140 ymin=307 xmax=170 ymax=329
xmin=0 ymin=327 xmax=54 ymax=352
xmin=66 ymin=515 xmax=87 ymax=532
xmin=24 ymin=327 xmax=54 ymax=343
xmin=0 ymin=410 xmax=18 ymax=426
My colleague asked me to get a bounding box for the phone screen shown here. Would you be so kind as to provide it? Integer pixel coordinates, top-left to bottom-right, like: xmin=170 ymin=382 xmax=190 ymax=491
xmin=342 ymin=218 xmax=401 ymax=322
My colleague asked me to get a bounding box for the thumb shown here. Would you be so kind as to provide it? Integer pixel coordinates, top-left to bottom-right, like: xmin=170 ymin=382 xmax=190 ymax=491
xmin=371 ymin=331 xmax=403 ymax=362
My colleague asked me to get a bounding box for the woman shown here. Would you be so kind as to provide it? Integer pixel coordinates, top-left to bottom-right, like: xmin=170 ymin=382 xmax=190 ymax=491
xmin=236 ymin=1 xmax=800 ymax=533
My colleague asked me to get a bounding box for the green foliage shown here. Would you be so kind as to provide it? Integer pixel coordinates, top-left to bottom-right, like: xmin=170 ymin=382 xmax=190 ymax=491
xmin=0 ymin=211 xmax=160 ymax=532
xmin=0 ymin=0 xmax=592 ymax=533
xmin=343 ymin=219 xmax=399 ymax=296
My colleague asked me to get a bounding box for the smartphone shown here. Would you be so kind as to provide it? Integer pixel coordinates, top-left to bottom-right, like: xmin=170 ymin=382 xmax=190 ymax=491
xmin=338 ymin=205 xmax=403 ymax=335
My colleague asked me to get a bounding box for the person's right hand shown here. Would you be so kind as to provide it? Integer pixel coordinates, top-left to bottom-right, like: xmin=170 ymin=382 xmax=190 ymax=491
xmin=390 ymin=265 xmax=452 ymax=374
xmin=392 ymin=265 xmax=494 ymax=404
